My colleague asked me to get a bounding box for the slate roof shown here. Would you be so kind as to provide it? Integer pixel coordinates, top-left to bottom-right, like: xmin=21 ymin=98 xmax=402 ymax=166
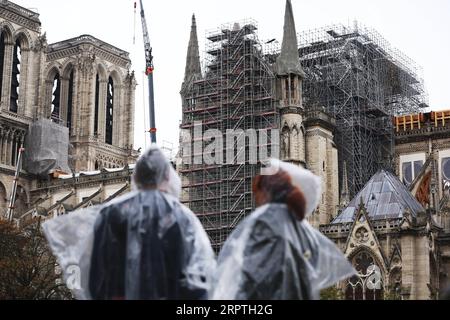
xmin=332 ymin=170 xmax=425 ymax=224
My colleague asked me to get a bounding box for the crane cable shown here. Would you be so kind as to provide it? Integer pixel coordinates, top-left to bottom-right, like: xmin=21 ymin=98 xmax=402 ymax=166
xmin=133 ymin=2 xmax=137 ymax=45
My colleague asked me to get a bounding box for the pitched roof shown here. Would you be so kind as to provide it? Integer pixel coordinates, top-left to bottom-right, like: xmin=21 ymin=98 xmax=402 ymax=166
xmin=332 ymin=169 xmax=425 ymax=224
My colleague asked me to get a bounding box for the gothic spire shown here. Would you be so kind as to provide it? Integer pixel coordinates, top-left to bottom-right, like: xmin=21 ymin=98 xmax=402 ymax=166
xmin=275 ymin=0 xmax=304 ymax=77
xmin=183 ymin=14 xmax=201 ymax=85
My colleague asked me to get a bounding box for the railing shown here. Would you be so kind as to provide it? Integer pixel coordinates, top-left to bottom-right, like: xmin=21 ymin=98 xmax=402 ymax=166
xmin=48 ymin=34 xmax=129 ymax=58
xmin=1 ymin=0 xmax=40 ymax=20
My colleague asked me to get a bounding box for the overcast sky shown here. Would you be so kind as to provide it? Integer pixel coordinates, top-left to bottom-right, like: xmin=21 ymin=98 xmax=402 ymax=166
xmin=12 ymin=0 xmax=450 ymax=154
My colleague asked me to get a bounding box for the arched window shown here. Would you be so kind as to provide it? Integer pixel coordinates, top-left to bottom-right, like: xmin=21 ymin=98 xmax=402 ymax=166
xmin=67 ymin=70 xmax=74 ymax=134
xmin=105 ymin=76 xmax=114 ymax=145
xmin=10 ymin=39 xmax=21 ymax=113
xmin=0 ymin=32 xmax=5 ymax=102
xmin=345 ymin=250 xmax=384 ymax=300
xmin=94 ymin=74 xmax=100 ymax=135
xmin=51 ymin=73 xmax=61 ymax=122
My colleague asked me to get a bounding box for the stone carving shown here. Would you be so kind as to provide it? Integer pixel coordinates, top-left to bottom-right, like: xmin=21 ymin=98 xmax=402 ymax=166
xmin=281 ymin=127 xmax=290 ymax=159
xmin=355 ymin=227 xmax=369 ymax=243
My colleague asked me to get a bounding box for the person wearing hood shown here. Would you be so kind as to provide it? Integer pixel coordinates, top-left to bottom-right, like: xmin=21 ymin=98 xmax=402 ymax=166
xmin=211 ymin=159 xmax=355 ymax=300
xmin=43 ymin=145 xmax=216 ymax=300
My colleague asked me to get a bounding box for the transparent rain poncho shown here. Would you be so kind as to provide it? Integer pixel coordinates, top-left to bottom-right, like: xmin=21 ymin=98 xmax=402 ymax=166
xmin=42 ymin=146 xmax=216 ymax=300
xmin=211 ymin=159 xmax=356 ymax=300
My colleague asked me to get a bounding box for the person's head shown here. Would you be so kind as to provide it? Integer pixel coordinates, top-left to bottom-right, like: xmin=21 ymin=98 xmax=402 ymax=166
xmin=132 ymin=145 xmax=181 ymax=198
xmin=253 ymin=169 xmax=307 ymax=220
xmin=253 ymin=159 xmax=322 ymax=220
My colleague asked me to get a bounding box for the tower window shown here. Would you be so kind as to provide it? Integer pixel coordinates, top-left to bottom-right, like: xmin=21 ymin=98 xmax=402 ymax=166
xmin=94 ymin=74 xmax=100 ymax=135
xmin=0 ymin=32 xmax=5 ymax=102
xmin=51 ymin=74 xmax=61 ymax=122
xmin=67 ymin=70 xmax=74 ymax=135
xmin=402 ymin=160 xmax=423 ymax=186
xmin=105 ymin=76 xmax=114 ymax=145
xmin=10 ymin=39 xmax=21 ymax=113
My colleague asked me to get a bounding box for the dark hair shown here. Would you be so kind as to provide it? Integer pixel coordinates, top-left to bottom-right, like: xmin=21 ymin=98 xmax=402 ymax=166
xmin=252 ymin=170 xmax=306 ymax=221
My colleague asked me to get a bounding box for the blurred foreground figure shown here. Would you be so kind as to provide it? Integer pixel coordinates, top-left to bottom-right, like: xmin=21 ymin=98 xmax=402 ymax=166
xmin=43 ymin=146 xmax=216 ymax=300
xmin=212 ymin=159 xmax=355 ymax=300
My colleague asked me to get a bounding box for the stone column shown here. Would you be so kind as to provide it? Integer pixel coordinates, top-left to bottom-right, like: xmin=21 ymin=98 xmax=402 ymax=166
xmin=0 ymin=129 xmax=5 ymax=164
xmin=112 ymin=84 xmax=122 ymax=146
xmin=44 ymin=79 xmax=54 ymax=119
xmin=59 ymin=76 xmax=69 ymax=125
xmin=1 ymin=42 xmax=14 ymax=111
xmin=5 ymin=131 xmax=12 ymax=166
xmin=305 ymin=126 xmax=330 ymax=227
xmin=401 ymin=232 xmax=431 ymax=299
xmin=17 ymin=48 xmax=30 ymax=116
xmin=97 ymin=79 xmax=107 ymax=140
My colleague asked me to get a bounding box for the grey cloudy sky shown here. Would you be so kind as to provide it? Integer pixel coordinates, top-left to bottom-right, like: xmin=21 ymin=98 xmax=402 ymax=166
xmin=13 ymin=0 xmax=450 ymax=153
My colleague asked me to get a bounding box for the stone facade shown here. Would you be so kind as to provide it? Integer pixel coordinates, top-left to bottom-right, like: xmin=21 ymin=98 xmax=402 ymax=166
xmin=0 ymin=1 xmax=138 ymax=220
xmin=320 ymin=111 xmax=450 ymax=299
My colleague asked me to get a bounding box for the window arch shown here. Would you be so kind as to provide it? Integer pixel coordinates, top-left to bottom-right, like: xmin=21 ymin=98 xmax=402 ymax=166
xmin=345 ymin=249 xmax=384 ymax=300
xmin=67 ymin=69 xmax=74 ymax=134
xmin=61 ymin=63 xmax=75 ymax=135
xmin=94 ymin=73 xmax=100 ymax=136
xmin=105 ymin=76 xmax=114 ymax=145
xmin=0 ymin=26 xmax=13 ymax=106
xmin=0 ymin=31 xmax=5 ymax=102
xmin=9 ymin=33 xmax=30 ymax=114
xmin=10 ymin=38 xmax=21 ymax=112
xmin=51 ymin=73 xmax=61 ymax=121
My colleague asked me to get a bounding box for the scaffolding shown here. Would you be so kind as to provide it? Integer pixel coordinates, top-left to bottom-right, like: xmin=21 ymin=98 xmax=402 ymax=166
xmin=180 ymin=20 xmax=278 ymax=251
xmin=180 ymin=19 xmax=428 ymax=249
xmin=297 ymin=22 xmax=428 ymax=197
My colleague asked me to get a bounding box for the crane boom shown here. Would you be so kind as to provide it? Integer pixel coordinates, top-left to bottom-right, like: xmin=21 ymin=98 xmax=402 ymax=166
xmin=139 ymin=0 xmax=156 ymax=143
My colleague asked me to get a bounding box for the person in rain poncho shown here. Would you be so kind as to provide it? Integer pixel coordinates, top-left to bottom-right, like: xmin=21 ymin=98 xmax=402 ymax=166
xmin=211 ymin=159 xmax=356 ymax=300
xmin=42 ymin=145 xmax=216 ymax=300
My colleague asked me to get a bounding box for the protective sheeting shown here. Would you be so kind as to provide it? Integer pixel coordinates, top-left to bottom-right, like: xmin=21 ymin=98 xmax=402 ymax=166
xmin=212 ymin=159 xmax=355 ymax=300
xmin=24 ymin=119 xmax=70 ymax=176
xmin=42 ymin=145 xmax=216 ymax=300
xmin=41 ymin=206 xmax=99 ymax=300
xmin=211 ymin=204 xmax=355 ymax=299
xmin=88 ymin=191 xmax=215 ymax=299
